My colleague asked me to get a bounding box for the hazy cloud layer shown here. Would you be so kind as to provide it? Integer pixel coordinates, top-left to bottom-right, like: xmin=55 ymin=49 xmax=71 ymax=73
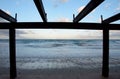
xmin=0 ymin=29 xmax=120 ymax=39
xmin=15 ymin=30 xmax=120 ymax=39
xmin=15 ymin=30 xmax=103 ymax=39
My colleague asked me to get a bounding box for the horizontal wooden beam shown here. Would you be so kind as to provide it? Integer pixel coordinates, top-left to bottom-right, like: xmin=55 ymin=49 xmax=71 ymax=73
xmin=0 ymin=22 xmax=120 ymax=30
xmin=73 ymin=0 xmax=104 ymax=23
xmin=103 ymin=13 xmax=120 ymax=24
xmin=0 ymin=9 xmax=16 ymax=22
xmin=0 ymin=22 xmax=102 ymax=29
xmin=34 ymin=0 xmax=47 ymax=22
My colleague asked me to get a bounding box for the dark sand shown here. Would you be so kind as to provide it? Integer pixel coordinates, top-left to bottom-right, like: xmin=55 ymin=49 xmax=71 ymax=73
xmin=0 ymin=67 xmax=120 ymax=79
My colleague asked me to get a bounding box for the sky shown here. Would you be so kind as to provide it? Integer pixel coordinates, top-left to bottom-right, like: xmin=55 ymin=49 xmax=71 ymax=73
xmin=0 ymin=0 xmax=120 ymax=39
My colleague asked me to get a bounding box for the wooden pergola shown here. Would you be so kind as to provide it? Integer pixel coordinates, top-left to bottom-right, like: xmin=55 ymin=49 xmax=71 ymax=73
xmin=0 ymin=0 xmax=120 ymax=79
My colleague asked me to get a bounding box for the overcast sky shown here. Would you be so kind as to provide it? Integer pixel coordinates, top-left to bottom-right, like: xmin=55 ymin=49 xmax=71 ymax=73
xmin=0 ymin=0 xmax=120 ymax=39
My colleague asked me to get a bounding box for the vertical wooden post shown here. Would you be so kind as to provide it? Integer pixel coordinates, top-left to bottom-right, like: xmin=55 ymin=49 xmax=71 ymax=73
xmin=102 ymin=24 xmax=109 ymax=77
xmin=9 ymin=28 xmax=17 ymax=79
xmin=15 ymin=13 xmax=17 ymax=22
xmin=73 ymin=14 xmax=75 ymax=22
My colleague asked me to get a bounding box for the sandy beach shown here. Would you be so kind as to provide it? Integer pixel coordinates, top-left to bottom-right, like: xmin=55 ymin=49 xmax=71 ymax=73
xmin=0 ymin=57 xmax=120 ymax=79
xmin=0 ymin=67 xmax=120 ymax=79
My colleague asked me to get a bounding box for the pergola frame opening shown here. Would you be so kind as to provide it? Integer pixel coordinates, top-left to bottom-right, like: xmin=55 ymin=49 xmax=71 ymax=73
xmin=0 ymin=0 xmax=120 ymax=79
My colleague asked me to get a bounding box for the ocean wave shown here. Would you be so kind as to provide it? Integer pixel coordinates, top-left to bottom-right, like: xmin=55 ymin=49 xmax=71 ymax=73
xmin=16 ymin=40 xmax=103 ymax=48
xmin=1 ymin=39 xmax=120 ymax=49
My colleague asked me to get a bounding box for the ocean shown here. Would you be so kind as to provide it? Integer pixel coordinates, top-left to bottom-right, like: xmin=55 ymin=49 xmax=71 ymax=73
xmin=0 ymin=39 xmax=120 ymax=73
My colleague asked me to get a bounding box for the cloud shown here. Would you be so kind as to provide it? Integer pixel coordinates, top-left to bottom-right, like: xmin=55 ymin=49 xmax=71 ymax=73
xmin=77 ymin=30 xmax=102 ymax=39
xmin=5 ymin=10 xmax=11 ymax=15
xmin=1 ymin=9 xmax=11 ymax=15
xmin=52 ymin=0 xmax=69 ymax=7
xmin=16 ymin=30 xmax=35 ymax=39
xmin=0 ymin=17 xmax=9 ymax=22
xmin=56 ymin=17 xmax=71 ymax=22
xmin=60 ymin=0 xmax=68 ymax=3
xmin=116 ymin=2 xmax=120 ymax=11
xmin=53 ymin=0 xmax=69 ymax=3
xmin=0 ymin=30 xmax=9 ymax=39
xmin=16 ymin=30 xmax=34 ymax=34
xmin=115 ymin=1 xmax=120 ymax=12
xmin=116 ymin=6 xmax=120 ymax=11
xmin=15 ymin=1 xmax=20 ymax=6
xmin=110 ymin=31 xmax=120 ymax=39
xmin=77 ymin=6 xmax=85 ymax=13
xmin=0 ymin=9 xmax=11 ymax=22
xmin=77 ymin=6 xmax=95 ymax=13
xmin=97 ymin=18 xmax=102 ymax=23
xmin=104 ymin=3 xmax=111 ymax=9
xmin=0 ymin=30 xmax=9 ymax=36
xmin=0 ymin=30 xmax=35 ymax=39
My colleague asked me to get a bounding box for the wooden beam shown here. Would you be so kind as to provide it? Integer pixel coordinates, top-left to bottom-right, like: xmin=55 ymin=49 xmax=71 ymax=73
xmin=0 ymin=22 xmax=103 ymax=29
xmin=101 ymin=13 xmax=120 ymax=77
xmin=0 ymin=22 xmax=120 ymax=30
xmin=9 ymin=28 xmax=17 ymax=79
xmin=103 ymin=13 xmax=120 ymax=24
xmin=0 ymin=9 xmax=16 ymax=22
xmin=34 ymin=0 xmax=47 ymax=22
xmin=73 ymin=0 xmax=104 ymax=23
xmin=102 ymin=24 xmax=109 ymax=77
